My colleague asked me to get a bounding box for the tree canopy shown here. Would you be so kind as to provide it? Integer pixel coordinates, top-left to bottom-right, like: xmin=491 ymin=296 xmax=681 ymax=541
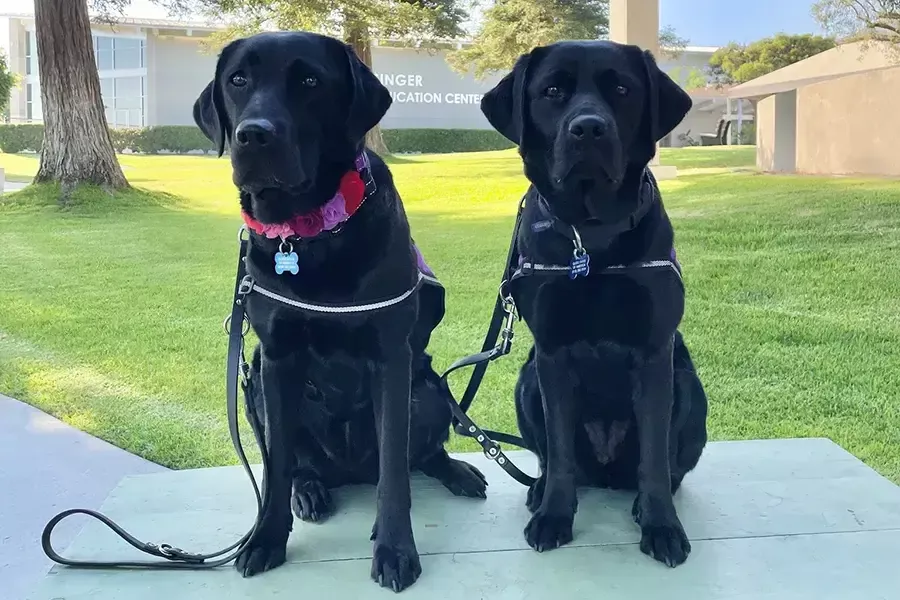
xmin=812 ymin=0 xmax=900 ymax=44
xmin=164 ymin=0 xmax=467 ymax=47
xmin=0 ymin=50 xmax=17 ymax=116
xmin=707 ymin=33 xmax=837 ymax=86
xmin=447 ymin=0 xmax=687 ymax=80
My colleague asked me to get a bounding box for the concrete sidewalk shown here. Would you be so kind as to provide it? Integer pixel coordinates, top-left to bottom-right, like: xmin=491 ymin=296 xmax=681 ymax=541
xmin=0 ymin=395 xmax=166 ymax=600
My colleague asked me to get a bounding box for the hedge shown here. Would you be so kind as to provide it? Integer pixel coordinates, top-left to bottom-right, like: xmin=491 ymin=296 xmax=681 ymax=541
xmin=382 ymin=129 xmax=514 ymax=154
xmin=0 ymin=124 xmax=514 ymax=155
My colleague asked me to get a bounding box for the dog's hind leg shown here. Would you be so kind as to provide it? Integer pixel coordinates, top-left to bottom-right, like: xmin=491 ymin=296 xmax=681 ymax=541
xmin=515 ymin=348 xmax=547 ymax=513
xmin=410 ymin=354 xmax=488 ymax=499
xmin=291 ymin=452 xmax=334 ymax=523
xmin=418 ymin=450 xmax=487 ymax=499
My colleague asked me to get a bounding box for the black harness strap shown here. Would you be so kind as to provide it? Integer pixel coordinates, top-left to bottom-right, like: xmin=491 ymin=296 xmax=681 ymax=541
xmin=41 ymin=230 xmax=268 ymax=569
xmin=440 ymin=197 xmax=539 ymax=487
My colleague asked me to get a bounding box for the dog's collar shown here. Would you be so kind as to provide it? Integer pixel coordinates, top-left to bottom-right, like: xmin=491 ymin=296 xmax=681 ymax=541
xmin=241 ymin=152 xmax=377 ymax=241
xmin=531 ymin=168 xmax=658 ymax=250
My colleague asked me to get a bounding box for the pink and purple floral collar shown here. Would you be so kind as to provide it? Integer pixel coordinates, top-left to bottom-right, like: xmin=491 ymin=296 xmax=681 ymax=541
xmin=241 ymin=153 xmax=373 ymax=239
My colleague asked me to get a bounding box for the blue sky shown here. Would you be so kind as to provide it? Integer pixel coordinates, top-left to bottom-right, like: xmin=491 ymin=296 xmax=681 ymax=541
xmin=661 ymin=0 xmax=826 ymax=46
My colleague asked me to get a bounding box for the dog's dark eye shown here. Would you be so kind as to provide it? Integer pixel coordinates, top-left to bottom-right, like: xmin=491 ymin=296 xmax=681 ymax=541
xmin=544 ymin=86 xmax=563 ymax=99
xmin=303 ymin=76 xmax=318 ymax=88
xmin=230 ymin=72 xmax=248 ymax=87
xmin=616 ymin=85 xmax=629 ymax=96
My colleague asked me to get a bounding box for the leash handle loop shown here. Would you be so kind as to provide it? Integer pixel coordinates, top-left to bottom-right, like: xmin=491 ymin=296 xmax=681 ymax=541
xmin=40 ymin=227 xmax=270 ymax=570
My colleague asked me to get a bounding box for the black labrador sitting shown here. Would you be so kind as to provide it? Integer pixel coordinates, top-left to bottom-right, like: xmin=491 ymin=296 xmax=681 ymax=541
xmin=480 ymin=41 xmax=709 ymax=566
xmin=193 ymin=31 xmax=487 ymax=591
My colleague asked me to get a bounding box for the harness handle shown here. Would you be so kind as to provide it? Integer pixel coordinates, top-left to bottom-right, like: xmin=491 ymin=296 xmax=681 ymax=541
xmin=41 ymin=231 xmax=270 ymax=570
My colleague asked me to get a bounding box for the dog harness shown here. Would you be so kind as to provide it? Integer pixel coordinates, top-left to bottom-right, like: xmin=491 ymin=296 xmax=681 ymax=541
xmin=440 ymin=168 xmax=684 ymax=487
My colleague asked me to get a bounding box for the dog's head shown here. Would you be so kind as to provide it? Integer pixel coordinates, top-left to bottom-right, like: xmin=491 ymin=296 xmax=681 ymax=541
xmin=481 ymin=41 xmax=691 ymax=225
xmin=193 ymin=31 xmax=391 ymax=224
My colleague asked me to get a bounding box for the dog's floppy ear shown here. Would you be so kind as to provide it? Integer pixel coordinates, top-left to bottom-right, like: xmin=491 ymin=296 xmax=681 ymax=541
xmin=637 ymin=49 xmax=692 ymax=159
xmin=481 ymin=52 xmax=532 ymax=145
xmin=343 ymin=44 xmax=392 ymax=145
xmin=192 ymin=80 xmax=225 ymax=156
xmin=192 ymin=40 xmax=241 ymax=157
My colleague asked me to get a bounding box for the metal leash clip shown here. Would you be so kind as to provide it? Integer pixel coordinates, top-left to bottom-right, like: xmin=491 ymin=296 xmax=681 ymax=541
xmin=497 ymin=281 xmax=517 ymax=356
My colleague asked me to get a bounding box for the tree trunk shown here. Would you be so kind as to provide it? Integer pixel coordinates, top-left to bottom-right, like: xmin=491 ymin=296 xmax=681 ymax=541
xmin=346 ymin=19 xmax=390 ymax=156
xmin=33 ymin=0 xmax=128 ymax=199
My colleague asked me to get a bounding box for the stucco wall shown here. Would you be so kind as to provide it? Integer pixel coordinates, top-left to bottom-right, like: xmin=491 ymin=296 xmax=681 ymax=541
xmin=756 ymin=95 xmax=776 ymax=171
xmin=796 ymin=67 xmax=900 ymax=176
xmin=755 ymin=91 xmax=797 ymax=173
xmin=146 ymin=34 xmax=218 ymax=126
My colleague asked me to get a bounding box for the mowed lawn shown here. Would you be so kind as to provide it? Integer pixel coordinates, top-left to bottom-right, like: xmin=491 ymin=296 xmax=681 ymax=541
xmin=1 ymin=145 xmax=899 ymax=482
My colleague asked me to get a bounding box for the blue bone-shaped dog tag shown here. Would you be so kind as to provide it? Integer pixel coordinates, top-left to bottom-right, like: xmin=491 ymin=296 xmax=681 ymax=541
xmin=569 ymin=252 xmax=590 ymax=279
xmin=274 ymin=251 xmax=299 ymax=275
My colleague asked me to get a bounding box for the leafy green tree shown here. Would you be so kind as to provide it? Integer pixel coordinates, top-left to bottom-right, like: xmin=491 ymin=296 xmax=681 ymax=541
xmin=172 ymin=0 xmax=468 ymax=153
xmin=447 ymin=0 xmax=687 ymax=79
xmin=668 ymin=66 xmax=708 ymax=90
xmin=0 ymin=49 xmax=17 ymax=117
xmin=812 ymin=0 xmax=900 ymax=42
xmin=812 ymin=0 xmax=900 ymax=59
xmin=707 ymin=33 xmax=837 ymax=86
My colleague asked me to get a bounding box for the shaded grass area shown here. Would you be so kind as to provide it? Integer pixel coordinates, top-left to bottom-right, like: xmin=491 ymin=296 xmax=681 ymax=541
xmin=2 ymin=147 xmax=899 ymax=483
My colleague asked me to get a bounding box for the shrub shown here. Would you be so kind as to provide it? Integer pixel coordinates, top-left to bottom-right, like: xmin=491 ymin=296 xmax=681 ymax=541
xmin=132 ymin=126 xmax=217 ymax=154
xmin=0 ymin=124 xmax=515 ymax=155
xmin=0 ymin=124 xmax=43 ymax=153
xmin=382 ymin=129 xmax=515 ymax=154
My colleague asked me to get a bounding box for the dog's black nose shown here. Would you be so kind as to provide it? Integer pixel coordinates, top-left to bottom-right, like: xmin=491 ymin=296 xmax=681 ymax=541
xmin=234 ymin=118 xmax=276 ymax=147
xmin=568 ymin=115 xmax=607 ymax=141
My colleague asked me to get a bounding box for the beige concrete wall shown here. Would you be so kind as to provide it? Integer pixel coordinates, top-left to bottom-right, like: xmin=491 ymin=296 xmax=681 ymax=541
xmin=756 ymin=95 xmax=776 ymax=171
xmin=795 ymin=67 xmax=900 ymax=176
xmin=755 ymin=92 xmax=798 ymax=172
xmin=145 ymin=34 xmax=217 ymax=126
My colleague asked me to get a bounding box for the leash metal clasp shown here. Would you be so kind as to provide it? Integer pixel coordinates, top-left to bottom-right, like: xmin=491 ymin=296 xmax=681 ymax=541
xmin=497 ymin=280 xmax=517 ymax=356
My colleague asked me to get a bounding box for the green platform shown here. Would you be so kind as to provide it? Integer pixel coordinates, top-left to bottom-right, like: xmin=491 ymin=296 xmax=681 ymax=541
xmin=29 ymin=439 xmax=900 ymax=599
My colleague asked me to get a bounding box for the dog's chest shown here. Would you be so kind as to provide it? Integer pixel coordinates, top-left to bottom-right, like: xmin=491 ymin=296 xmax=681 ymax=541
xmin=516 ymin=272 xmax=683 ymax=351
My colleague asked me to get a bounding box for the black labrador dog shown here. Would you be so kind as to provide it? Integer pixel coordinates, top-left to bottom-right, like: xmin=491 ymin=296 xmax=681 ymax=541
xmin=480 ymin=41 xmax=709 ymax=566
xmin=193 ymin=31 xmax=486 ymax=591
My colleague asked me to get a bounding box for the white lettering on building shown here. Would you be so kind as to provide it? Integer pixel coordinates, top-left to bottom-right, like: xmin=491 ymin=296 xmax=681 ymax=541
xmin=375 ymin=73 xmax=483 ymax=105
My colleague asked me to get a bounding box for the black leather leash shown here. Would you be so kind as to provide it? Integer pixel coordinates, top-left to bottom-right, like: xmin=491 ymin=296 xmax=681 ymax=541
xmin=41 ymin=228 xmax=270 ymax=570
xmin=440 ymin=197 xmax=539 ymax=487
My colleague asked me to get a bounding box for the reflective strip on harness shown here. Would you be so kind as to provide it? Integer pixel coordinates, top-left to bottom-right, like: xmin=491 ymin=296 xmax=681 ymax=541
xmin=245 ymin=271 xmax=438 ymax=315
xmin=512 ymin=259 xmax=682 ymax=281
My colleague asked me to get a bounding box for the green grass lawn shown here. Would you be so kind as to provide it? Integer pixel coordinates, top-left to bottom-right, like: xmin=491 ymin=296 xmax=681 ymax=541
xmin=2 ymin=146 xmax=899 ymax=482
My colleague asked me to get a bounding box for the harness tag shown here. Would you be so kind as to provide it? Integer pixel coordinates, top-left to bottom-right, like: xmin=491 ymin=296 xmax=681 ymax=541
xmin=531 ymin=220 xmax=552 ymax=233
xmin=569 ymin=250 xmax=590 ymax=279
xmin=274 ymin=241 xmax=299 ymax=275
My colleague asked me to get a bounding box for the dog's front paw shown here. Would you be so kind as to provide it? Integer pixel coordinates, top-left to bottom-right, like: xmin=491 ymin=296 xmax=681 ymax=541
xmin=632 ymin=493 xmax=691 ymax=567
xmin=524 ymin=509 xmax=574 ymax=552
xmin=371 ymin=541 xmax=422 ymax=593
xmin=525 ymin=475 xmax=545 ymax=513
xmin=234 ymin=536 xmax=287 ymax=577
xmin=439 ymin=458 xmax=488 ymax=499
xmin=291 ymin=479 xmax=333 ymax=523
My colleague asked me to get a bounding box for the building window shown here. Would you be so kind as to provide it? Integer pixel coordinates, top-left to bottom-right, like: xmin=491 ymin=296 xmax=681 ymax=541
xmin=93 ymin=35 xmax=145 ymax=71
xmin=25 ymin=30 xmax=36 ymax=75
xmin=26 ymin=83 xmax=42 ymax=121
xmin=100 ymin=76 xmax=144 ymax=127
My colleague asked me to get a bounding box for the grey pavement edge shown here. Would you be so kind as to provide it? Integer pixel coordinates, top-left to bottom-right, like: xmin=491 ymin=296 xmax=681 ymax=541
xmin=0 ymin=394 xmax=167 ymax=600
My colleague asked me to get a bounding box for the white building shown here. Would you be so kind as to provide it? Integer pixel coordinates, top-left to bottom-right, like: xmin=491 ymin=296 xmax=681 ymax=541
xmin=0 ymin=10 xmax=747 ymax=146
